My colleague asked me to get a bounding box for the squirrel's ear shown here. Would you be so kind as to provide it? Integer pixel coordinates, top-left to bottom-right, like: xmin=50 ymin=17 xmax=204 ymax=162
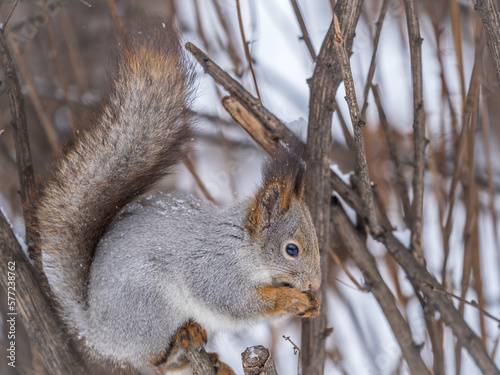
xmin=246 ymin=182 xmax=283 ymax=235
xmin=246 ymin=142 xmax=306 ymax=237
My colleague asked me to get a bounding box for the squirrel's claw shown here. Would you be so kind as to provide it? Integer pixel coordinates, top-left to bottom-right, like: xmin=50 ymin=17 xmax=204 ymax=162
xmin=173 ymin=321 xmax=208 ymax=349
xmin=297 ymin=291 xmax=320 ymax=318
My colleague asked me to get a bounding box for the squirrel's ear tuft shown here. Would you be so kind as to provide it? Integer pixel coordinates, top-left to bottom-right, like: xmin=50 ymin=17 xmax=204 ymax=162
xmin=246 ymin=142 xmax=306 ymax=236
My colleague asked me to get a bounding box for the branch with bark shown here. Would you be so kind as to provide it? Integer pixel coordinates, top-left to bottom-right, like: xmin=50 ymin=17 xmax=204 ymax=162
xmin=475 ymin=0 xmax=500 ymax=86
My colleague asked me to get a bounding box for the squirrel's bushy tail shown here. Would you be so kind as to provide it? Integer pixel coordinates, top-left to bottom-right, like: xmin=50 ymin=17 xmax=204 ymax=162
xmin=26 ymin=28 xmax=193 ymax=335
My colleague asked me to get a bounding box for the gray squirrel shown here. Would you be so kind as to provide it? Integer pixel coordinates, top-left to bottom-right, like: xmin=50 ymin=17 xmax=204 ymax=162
xmin=26 ymin=26 xmax=321 ymax=374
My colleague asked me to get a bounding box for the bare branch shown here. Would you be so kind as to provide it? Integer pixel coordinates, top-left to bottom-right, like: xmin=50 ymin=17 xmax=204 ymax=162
xmin=331 ymin=200 xmax=430 ymax=375
xmin=0 ymin=212 xmax=89 ymax=374
xmin=185 ymin=42 xmax=298 ymax=147
xmin=475 ymin=0 xmax=500 ymax=86
xmin=185 ymin=346 xmax=216 ymax=375
xmin=242 ymin=346 xmax=278 ymax=375
xmin=403 ymin=0 xmax=426 ymax=265
xmin=290 ymin=0 xmax=317 ymax=61
xmin=331 ymin=14 xmax=381 ymax=236
xmin=372 ymin=85 xmax=411 ymax=225
xmin=235 ymin=0 xmax=261 ymax=102
xmin=360 ymin=0 xmax=390 ymax=119
xmin=1 ymin=0 xmax=19 ymax=31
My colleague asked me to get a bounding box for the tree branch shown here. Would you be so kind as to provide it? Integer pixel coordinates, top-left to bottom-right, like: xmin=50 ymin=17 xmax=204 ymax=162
xmin=475 ymin=0 xmax=500 ymax=87
xmin=331 ymin=199 xmax=430 ymax=375
xmin=242 ymin=346 xmax=278 ymax=375
xmin=0 ymin=212 xmax=89 ymax=374
xmin=403 ymin=0 xmax=426 ymax=265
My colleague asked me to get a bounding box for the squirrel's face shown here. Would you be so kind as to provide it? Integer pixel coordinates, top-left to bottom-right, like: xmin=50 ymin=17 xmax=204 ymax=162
xmin=262 ymin=199 xmax=321 ymax=292
xmin=246 ymin=181 xmax=321 ymax=292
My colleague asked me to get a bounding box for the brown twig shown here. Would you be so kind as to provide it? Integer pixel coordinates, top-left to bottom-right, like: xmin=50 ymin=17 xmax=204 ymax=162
xmin=403 ymin=0 xmax=426 ymax=265
xmin=235 ymin=0 xmax=261 ymax=102
xmin=0 ymin=32 xmax=34 ymax=205
xmin=58 ymin=7 xmax=88 ymax=92
xmin=107 ymin=0 xmax=126 ymax=42
xmin=301 ymin=12 xmax=336 ymax=372
xmin=450 ymin=0 xmax=466 ymax=103
xmin=289 ymin=0 xmax=317 ymax=61
xmin=332 ymin=100 xmax=354 ymax=150
xmin=212 ymin=0 xmax=244 ymax=75
xmin=0 ymin=211 xmax=89 ymax=374
xmin=183 ymin=155 xmax=217 ymax=204
xmin=360 ymin=0 xmax=390 ymax=119
xmin=332 ymin=14 xmax=381 ymax=236
xmin=1 ymin=0 xmax=19 ymax=31
xmin=221 ymin=96 xmax=278 ymax=152
xmin=331 ymin=200 xmax=430 ymax=375
xmin=329 ymin=249 xmax=366 ymax=291
xmin=479 ymin=87 xmax=500 ymax=283
xmin=475 ymin=0 xmax=500 ymax=86
xmin=442 ymin=28 xmax=485 ymax=290
xmin=184 ymin=346 xmax=216 ymax=375
xmin=0 ymin=27 xmax=39 ymax=261
xmin=372 ymin=85 xmax=411 ymax=226
xmin=282 ymin=335 xmax=301 ymax=375
xmin=423 ymin=282 xmax=500 ymax=324
xmin=185 ymin=42 xmax=298 ymax=147
xmin=6 ymin=36 xmax=58 ymax=149
xmin=241 ymin=346 xmax=278 ymax=375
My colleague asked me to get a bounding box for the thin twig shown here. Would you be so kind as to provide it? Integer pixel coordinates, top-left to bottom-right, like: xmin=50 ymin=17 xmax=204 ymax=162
xmin=360 ymin=0 xmax=390 ymax=119
xmin=422 ymin=282 xmax=500 ymax=324
xmin=333 ymin=100 xmax=354 ymax=150
xmin=107 ymin=0 xmax=126 ymax=42
xmin=185 ymin=42 xmax=299 ymax=147
xmin=371 ymin=85 xmax=411 ymax=226
xmin=58 ymin=7 xmax=88 ymax=92
xmin=212 ymin=0 xmax=244 ymax=75
xmin=235 ymin=0 xmax=261 ymax=102
xmin=331 ymin=200 xmax=431 ymax=375
xmin=289 ymin=0 xmax=317 ymax=61
xmin=403 ymin=0 xmax=426 ymax=265
xmin=0 ymin=28 xmax=37 ymax=257
xmin=441 ymin=27 xmax=485 ymax=290
xmin=283 ymin=335 xmax=301 ymax=375
xmin=1 ymin=0 xmax=20 ymax=32
xmin=329 ymin=249 xmax=366 ymax=292
xmin=332 ymin=14 xmax=381 ymax=236
xmin=449 ymin=0 xmax=466 ymax=103
xmin=183 ymin=155 xmax=217 ymax=204
xmin=7 ymin=36 xmax=59 ymax=148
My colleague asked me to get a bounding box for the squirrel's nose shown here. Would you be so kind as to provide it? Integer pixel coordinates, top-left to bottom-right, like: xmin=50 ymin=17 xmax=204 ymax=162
xmin=309 ymin=274 xmax=321 ymax=291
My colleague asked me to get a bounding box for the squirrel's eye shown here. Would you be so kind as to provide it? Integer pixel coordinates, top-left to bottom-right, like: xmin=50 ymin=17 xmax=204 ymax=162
xmin=286 ymin=243 xmax=299 ymax=257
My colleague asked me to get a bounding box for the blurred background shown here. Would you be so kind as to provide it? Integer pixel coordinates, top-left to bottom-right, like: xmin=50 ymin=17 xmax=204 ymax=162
xmin=0 ymin=0 xmax=499 ymax=374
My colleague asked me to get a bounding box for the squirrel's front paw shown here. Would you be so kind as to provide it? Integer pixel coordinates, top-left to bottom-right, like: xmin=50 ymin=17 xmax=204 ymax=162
xmin=296 ymin=291 xmax=320 ymax=318
xmin=173 ymin=321 xmax=208 ymax=349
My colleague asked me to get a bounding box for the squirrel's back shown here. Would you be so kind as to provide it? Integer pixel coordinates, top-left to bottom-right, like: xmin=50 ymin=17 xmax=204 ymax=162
xmin=26 ymin=27 xmax=193 ymax=336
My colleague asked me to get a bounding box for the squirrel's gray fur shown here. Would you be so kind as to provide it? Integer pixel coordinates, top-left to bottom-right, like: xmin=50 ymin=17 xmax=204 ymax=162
xmin=27 ymin=25 xmax=321 ymax=372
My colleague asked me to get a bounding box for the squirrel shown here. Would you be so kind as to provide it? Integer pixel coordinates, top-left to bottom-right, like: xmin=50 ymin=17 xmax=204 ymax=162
xmin=26 ymin=25 xmax=321 ymax=374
